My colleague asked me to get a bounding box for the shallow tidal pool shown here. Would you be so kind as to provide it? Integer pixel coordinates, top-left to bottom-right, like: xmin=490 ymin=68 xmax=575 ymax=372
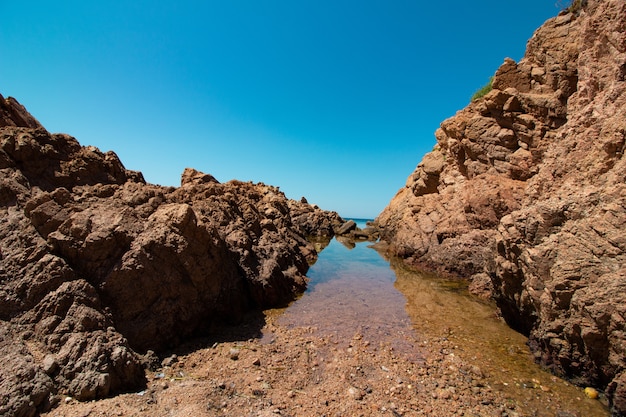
xmin=277 ymin=229 xmax=609 ymax=416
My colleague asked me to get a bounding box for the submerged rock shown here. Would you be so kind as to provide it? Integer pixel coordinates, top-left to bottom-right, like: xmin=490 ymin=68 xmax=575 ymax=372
xmin=377 ymin=0 xmax=626 ymax=413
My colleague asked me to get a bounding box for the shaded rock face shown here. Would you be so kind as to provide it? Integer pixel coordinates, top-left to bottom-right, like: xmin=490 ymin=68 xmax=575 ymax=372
xmin=378 ymin=0 xmax=626 ymax=414
xmin=0 ymin=95 xmax=339 ymax=416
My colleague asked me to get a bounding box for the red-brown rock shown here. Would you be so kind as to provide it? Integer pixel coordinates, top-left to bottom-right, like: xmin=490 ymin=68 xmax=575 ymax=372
xmin=0 ymin=94 xmax=340 ymax=415
xmin=378 ymin=1 xmax=626 ymax=413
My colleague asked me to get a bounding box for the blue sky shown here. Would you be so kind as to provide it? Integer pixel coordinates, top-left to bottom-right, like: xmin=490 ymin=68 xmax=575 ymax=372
xmin=1 ymin=1 xmax=562 ymax=218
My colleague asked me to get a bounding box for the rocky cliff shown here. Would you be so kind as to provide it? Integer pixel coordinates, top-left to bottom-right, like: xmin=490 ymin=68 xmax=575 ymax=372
xmin=377 ymin=0 xmax=626 ymax=414
xmin=0 ymin=94 xmax=342 ymax=416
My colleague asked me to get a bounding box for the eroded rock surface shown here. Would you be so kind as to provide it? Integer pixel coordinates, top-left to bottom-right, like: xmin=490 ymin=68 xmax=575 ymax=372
xmin=0 ymin=94 xmax=340 ymax=416
xmin=378 ymin=0 xmax=626 ymax=414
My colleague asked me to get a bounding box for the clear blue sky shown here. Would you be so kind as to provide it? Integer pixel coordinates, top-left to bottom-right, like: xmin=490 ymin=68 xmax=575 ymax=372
xmin=1 ymin=1 xmax=562 ymax=218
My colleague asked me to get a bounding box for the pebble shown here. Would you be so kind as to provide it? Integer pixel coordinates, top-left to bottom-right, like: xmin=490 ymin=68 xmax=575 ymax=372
xmin=347 ymin=386 xmax=364 ymax=400
xmin=470 ymin=365 xmax=483 ymax=378
xmin=438 ymin=388 xmax=451 ymax=400
xmin=229 ymin=348 xmax=240 ymax=360
xmin=161 ymin=354 xmax=178 ymax=367
xmin=42 ymin=354 xmax=58 ymax=375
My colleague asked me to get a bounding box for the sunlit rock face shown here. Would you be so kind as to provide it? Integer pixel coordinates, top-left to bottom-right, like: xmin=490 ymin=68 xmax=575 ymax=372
xmin=377 ymin=0 xmax=626 ymax=413
xmin=0 ymin=93 xmax=341 ymax=416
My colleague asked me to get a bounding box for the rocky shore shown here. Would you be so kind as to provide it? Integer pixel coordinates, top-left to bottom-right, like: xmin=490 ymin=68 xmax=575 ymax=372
xmin=377 ymin=0 xmax=626 ymax=414
xmin=41 ymin=309 xmax=607 ymax=417
xmin=0 ymin=94 xmax=343 ymax=416
xmin=2 ymin=1 xmax=625 ymax=416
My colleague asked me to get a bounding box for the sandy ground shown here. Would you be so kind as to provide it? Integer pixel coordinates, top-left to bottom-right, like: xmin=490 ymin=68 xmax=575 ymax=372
xmin=42 ymin=308 xmax=608 ymax=417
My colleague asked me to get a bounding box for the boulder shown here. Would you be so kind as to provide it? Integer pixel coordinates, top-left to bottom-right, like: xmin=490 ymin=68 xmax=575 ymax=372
xmin=335 ymin=220 xmax=357 ymax=236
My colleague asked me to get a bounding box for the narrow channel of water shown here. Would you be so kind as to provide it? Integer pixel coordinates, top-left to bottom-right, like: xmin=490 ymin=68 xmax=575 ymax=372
xmin=392 ymin=260 xmax=609 ymax=416
xmin=277 ymin=222 xmax=609 ymax=416
xmin=278 ymin=236 xmax=420 ymax=359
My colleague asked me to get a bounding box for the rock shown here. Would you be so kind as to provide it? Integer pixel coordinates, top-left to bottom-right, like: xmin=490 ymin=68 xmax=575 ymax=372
xmin=347 ymin=386 xmax=364 ymax=400
xmin=467 ymin=273 xmax=494 ymax=299
xmin=0 ymin=322 xmax=53 ymax=417
xmin=555 ymin=411 xmax=579 ymax=417
xmin=288 ymin=199 xmax=344 ymax=238
xmin=161 ymin=355 xmax=178 ymax=368
xmin=141 ymin=350 xmax=161 ymax=371
xmin=469 ymin=365 xmax=484 ymax=379
xmin=0 ymin=93 xmax=43 ymax=129
xmin=68 ymin=370 xmax=111 ymax=401
xmin=609 ymin=372 xmax=626 ymax=416
xmin=377 ymin=1 xmax=626 ymax=414
xmin=229 ymin=349 xmax=240 ymax=361
xmin=42 ymin=355 xmax=58 ymax=375
xmin=0 ymin=92 xmax=340 ymax=414
xmin=335 ymin=220 xmax=357 ymax=236
xmin=180 ymin=167 xmax=218 ymax=186
xmin=437 ymin=388 xmax=451 ymax=400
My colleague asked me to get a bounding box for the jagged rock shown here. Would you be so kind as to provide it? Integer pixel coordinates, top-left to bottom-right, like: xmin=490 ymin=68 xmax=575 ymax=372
xmin=335 ymin=220 xmax=357 ymax=236
xmin=0 ymin=94 xmax=42 ymax=129
xmin=378 ymin=1 xmax=626 ymax=413
xmin=0 ymin=322 xmax=53 ymax=417
xmin=289 ymin=198 xmax=344 ymax=238
xmin=180 ymin=167 xmax=219 ymax=185
xmin=0 ymin=93 xmax=340 ymax=415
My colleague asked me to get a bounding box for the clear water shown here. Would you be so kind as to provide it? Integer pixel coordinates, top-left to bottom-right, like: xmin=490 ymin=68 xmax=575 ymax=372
xmin=277 ymin=226 xmax=610 ymax=416
xmin=278 ymin=236 xmax=420 ymax=358
xmin=392 ymin=261 xmax=609 ymax=416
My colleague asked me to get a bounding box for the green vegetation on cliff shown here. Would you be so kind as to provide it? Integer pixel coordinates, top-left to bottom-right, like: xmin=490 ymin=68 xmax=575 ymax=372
xmin=470 ymin=77 xmax=493 ymax=102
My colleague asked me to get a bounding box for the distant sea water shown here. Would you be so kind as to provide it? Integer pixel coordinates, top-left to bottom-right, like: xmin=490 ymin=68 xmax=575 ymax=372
xmin=344 ymin=218 xmax=373 ymax=229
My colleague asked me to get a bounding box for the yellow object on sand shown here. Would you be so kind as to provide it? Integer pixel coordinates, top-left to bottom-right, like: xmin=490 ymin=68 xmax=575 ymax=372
xmin=584 ymin=387 xmax=599 ymax=399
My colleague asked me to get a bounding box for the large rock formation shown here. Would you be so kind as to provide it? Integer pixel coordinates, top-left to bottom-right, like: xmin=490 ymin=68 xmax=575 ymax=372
xmin=0 ymin=94 xmax=341 ymax=416
xmin=378 ymin=0 xmax=626 ymax=414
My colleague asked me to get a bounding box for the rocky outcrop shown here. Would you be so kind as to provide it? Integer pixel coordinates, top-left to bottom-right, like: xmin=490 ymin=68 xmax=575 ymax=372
xmin=334 ymin=219 xmax=380 ymax=242
xmin=378 ymin=0 xmax=626 ymax=414
xmin=0 ymin=94 xmax=340 ymax=416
